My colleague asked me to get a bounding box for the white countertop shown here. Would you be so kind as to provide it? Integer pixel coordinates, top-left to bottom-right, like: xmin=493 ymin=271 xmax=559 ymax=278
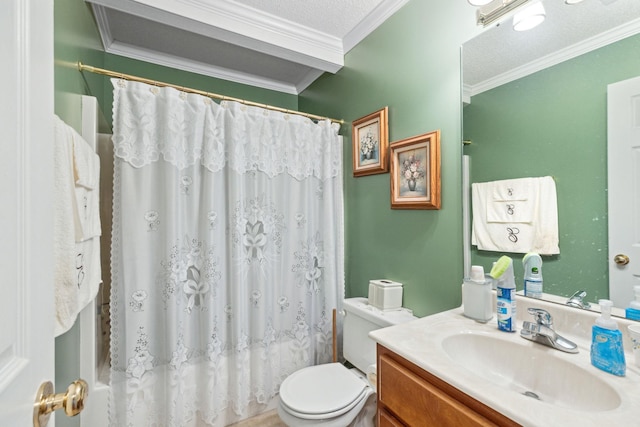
xmin=369 ymin=296 xmax=640 ymax=427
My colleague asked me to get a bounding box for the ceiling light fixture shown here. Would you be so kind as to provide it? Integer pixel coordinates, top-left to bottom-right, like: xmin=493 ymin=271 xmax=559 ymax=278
xmin=475 ymin=0 xmax=533 ymax=27
xmin=564 ymin=0 xmax=584 ymax=4
xmin=467 ymin=0 xmax=493 ymax=6
xmin=512 ymin=1 xmax=546 ymax=31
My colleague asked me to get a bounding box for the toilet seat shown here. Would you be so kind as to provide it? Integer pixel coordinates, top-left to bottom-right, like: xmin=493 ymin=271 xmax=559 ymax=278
xmin=279 ymin=363 xmax=370 ymax=420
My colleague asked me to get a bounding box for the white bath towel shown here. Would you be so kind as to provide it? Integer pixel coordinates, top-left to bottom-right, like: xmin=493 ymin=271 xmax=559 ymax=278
xmin=53 ymin=115 xmax=102 ymax=336
xmin=73 ymin=130 xmax=99 ymax=190
xmin=472 ymin=176 xmax=559 ymax=255
xmin=71 ymin=127 xmax=101 ymax=240
xmin=491 ymin=178 xmax=531 ymax=201
xmin=53 ymin=115 xmax=79 ymax=336
xmin=75 ymin=236 xmax=102 ymax=312
xmin=486 ymin=199 xmax=533 ymax=223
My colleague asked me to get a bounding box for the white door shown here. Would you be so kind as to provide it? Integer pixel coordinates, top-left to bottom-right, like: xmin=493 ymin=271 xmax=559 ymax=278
xmin=608 ymin=76 xmax=640 ymax=308
xmin=0 ymin=0 xmax=55 ymax=425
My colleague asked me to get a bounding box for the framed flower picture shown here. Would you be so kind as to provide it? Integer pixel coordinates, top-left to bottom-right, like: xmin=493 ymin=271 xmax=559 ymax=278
xmin=352 ymin=107 xmax=389 ymax=177
xmin=390 ymin=130 xmax=441 ymax=210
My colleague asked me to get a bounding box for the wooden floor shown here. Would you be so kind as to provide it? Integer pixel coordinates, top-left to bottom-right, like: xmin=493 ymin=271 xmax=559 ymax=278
xmin=227 ymin=410 xmax=286 ymax=427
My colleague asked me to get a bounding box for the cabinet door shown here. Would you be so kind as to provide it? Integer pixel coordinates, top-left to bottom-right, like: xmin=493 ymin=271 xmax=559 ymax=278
xmin=379 ymin=354 xmax=495 ymax=426
xmin=378 ymin=408 xmax=405 ymax=427
xmin=377 ymin=346 xmax=520 ymax=427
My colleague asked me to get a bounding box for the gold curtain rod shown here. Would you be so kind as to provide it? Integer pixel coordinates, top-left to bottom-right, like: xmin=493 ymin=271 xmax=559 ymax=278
xmin=77 ymin=62 xmax=344 ymax=125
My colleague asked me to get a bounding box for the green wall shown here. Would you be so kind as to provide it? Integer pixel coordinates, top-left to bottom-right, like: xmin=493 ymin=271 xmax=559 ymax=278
xmin=300 ymin=2 xmax=478 ymax=317
xmin=463 ymin=33 xmax=640 ymax=302
xmin=54 ymin=0 xmax=104 ymax=129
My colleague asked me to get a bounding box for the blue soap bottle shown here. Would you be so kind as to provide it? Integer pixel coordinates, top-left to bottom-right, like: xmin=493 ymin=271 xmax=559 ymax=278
xmin=490 ymin=256 xmax=516 ymax=333
xmin=625 ymin=285 xmax=640 ymax=321
xmin=590 ymin=299 xmax=626 ymax=376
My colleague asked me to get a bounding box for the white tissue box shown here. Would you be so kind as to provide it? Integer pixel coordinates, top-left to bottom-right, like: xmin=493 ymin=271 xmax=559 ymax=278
xmin=368 ymin=279 xmax=403 ymax=311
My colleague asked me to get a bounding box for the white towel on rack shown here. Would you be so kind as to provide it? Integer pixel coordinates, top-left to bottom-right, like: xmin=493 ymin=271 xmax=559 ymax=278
xmin=491 ymin=178 xmax=530 ymax=201
xmin=53 ymin=115 xmax=102 ymax=337
xmin=486 ymin=200 xmax=533 ymax=223
xmin=53 ymin=115 xmax=79 ymax=336
xmin=75 ymin=236 xmax=102 ymax=313
xmin=71 ymin=128 xmax=101 ymax=240
xmin=472 ymin=176 xmax=559 ymax=255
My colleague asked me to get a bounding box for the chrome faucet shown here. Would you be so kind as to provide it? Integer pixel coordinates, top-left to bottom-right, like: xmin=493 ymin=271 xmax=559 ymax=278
xmin=566 ymin=290 xmax=591 ymax=309
xmin=520 ymin=308 xmax=578 ymax=353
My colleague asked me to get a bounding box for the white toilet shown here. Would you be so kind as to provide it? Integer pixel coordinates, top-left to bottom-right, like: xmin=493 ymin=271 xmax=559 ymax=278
xmin=277 ymin=297 xmax=416 ymax=427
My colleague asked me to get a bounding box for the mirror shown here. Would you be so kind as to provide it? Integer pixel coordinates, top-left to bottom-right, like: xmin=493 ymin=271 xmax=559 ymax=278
xmin=462 ymin=0 xmax=640 ymax=313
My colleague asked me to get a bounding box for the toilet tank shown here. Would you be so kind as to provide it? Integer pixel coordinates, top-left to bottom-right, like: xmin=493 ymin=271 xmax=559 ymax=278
xmin=342 ymin=297 xmax=416 ymax=373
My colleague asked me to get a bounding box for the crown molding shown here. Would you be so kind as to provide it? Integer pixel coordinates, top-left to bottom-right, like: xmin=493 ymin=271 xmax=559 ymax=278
xmin=462 ymin=84 xmax=472 ymax=106
xmin=468 ymin=17 xmax=640 ymax=98
xmin=87 ymin=0 xmax=409 ymax=95
xmin=343 ymin=0 xmax=409 ymax=53
xmin=133 ymin=0 xmax=344 ymax=71
xmin=295 ymin=69 xmax=326 ymax=94
xmin=91 ymin=4 xmax=113 ymax=51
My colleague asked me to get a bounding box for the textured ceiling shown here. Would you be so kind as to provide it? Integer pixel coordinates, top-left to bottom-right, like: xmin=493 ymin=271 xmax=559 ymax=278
xmin=463 ymin=0 xmax=640 ymax=96
xmin=87 ymin=0 xmax=408 ymax=94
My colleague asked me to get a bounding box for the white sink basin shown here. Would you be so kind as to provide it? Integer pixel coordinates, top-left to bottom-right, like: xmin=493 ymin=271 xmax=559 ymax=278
xmin=441 ymin=332 xmax=622 ymax=412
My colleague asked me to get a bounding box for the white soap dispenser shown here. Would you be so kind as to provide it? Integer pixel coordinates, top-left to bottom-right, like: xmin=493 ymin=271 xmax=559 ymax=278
xmin=463 ymin=265 xmax=493 ymax=323
xmin=523 ymin=252 xmax=543 ymax=299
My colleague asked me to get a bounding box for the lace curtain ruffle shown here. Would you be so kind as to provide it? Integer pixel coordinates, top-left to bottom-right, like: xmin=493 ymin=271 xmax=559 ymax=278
xmin=111 ymin=79 xmax=341 ymax=181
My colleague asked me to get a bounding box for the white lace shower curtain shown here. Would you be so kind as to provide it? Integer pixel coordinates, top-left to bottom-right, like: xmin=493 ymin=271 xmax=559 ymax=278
xmin=109 ymin=79 xmax=344 ymax=426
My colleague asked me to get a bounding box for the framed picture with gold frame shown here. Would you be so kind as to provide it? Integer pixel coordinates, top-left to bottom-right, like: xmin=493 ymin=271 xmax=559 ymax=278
xmin=390 ymin=130 xmax=441 ymax=210
xmin=352 ymin=107 xmax=389 ymax=177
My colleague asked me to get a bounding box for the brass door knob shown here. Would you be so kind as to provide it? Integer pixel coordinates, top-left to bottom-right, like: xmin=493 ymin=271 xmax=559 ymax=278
xmin=33 ymin=379 xmax=88 ymax=427
xmin=614 ymin=254 xmax=630 ymax=266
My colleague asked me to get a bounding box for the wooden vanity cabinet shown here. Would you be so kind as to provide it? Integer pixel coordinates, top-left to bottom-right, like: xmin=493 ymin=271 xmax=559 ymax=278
xmin=376 ymin=345 xmax=521 ymax=427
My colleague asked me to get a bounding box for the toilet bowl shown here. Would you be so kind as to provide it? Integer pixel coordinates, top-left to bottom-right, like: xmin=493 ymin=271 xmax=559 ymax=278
xmin=277 ymin=298 xmax=417 ymax=427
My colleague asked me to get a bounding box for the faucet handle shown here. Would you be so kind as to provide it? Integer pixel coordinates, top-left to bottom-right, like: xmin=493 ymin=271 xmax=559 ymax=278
xmin=566 ymin=290 xmax=591 ymax=309
xmin=568 ymin=290 xmax=587 ymax=300
xmin=527 ymin=308 xmax=553 ymax=327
